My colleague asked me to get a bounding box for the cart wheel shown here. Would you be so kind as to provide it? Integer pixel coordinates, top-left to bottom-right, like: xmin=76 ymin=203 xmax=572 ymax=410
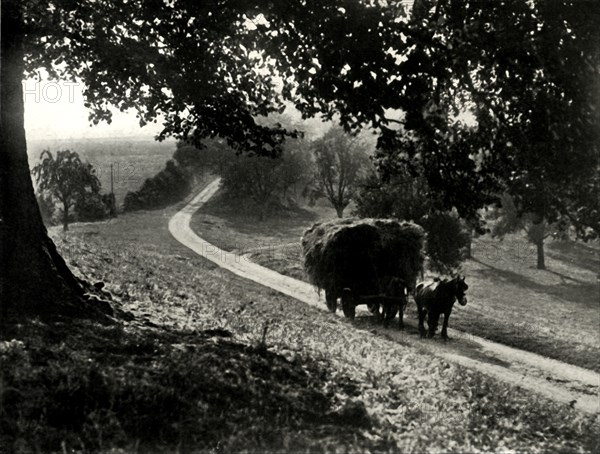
xmin=341 ymin=288 xmax=356 ymax=319
xmin=367 ymin=302 xmax=380 ymax=316
xmin=325 ymin=289 xmax=337 ymax=313
xmin=385 ymin=305 xmax=398 ymax=321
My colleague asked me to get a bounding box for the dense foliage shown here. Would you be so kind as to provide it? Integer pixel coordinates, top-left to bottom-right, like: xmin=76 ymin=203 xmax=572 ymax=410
xmin=173 ymin=139 xmax=232 ymax=176
xmin=123 ymin=160 xmax=191 ymax=212
xmin=420 ymin=211 xmax=471 ymax=274
xmin=354 ymin=170 xmax=430 ymax=223
xmin=219 ymin=145 xmax=313 ymax=220
xmin=368 ymin=1 xmax=599 ymax=238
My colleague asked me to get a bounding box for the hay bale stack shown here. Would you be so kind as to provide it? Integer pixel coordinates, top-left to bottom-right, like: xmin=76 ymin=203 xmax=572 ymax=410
xmin=302 ymin=218 xmax=425 ymax=296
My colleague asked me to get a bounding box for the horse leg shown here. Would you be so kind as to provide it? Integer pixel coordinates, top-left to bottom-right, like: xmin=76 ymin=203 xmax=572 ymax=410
xmin=417 ymin=305 xmax=426 ymax=337
xmin=441 ymin=310 xmax=452 ymax=340
xmin=427 ymin=312 xmax=440 ymax=338
xmin=383 ymin=309 xmax=390 ymax=328
xmin=398 ymin=305 xmax=404 ymax=330
xmin=325 ymin=289 xmax=337 ymax=313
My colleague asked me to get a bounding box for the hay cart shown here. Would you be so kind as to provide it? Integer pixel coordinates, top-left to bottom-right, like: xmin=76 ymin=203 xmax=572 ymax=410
xmin=339 ymin=279 xmax=408 ymax=321
xmin=302 ymin=218 xmax=425 ymax=325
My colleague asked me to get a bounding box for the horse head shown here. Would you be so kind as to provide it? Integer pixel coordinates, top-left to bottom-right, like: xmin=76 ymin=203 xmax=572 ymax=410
xmin=454 ymin=275 xmax=468 ymax=306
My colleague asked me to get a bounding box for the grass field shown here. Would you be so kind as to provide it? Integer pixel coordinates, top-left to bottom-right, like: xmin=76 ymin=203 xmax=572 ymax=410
xmin=2 ymin=189 xmax=599 ymax=452
xmin=28 ymin=137 xmax=176 ymax=207
xmin=193 ymin=192 xmax=600 ymax=373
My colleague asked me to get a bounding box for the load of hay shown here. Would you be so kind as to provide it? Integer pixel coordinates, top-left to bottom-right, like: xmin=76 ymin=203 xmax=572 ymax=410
xmin=302 ymin=218 xmax=425 ymax=296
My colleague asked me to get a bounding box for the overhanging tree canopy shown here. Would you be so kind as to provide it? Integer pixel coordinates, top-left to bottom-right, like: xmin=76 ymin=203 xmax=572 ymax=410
xmin=1 ymin=0 xmax=597 ymax=317
xmin=0 ymin=0 xmax=397 ymax=316
xmin=371 ymin=0 xmax=599 ymax=236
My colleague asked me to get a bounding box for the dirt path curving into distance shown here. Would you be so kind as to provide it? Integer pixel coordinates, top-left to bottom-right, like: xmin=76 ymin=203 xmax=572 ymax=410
xmin=169 ymin=178 xmax=599 ymax=415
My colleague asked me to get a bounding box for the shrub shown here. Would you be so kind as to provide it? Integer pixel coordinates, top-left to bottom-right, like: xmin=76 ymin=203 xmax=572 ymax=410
xmin=420 ymin=211 xmax=471 ymax=274
xmin=74 ymin=192 xmax=111 ymax=221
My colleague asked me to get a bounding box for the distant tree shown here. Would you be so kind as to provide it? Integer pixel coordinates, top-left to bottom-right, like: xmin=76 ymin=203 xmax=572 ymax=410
xmin=354 ymin=169 xmax=430 ymax=222
xmin=278 ymin=142 xmax=314 ymax=204
xmin=220 ymin=145 xmax=311 ymax=221
xmin=491 ymin=194 xmax=567 ymax=270
xmin=311 ymin=127 xmax=371 ymax=218
xmin=174 ymin=139 xmax=234 ymax=177
xmin=221 ymin=154 xmax=283 ymax=221
xmin=255 ymin=112 xmax=314 ymax=203
xmin=31 ymin=150 xmax=102 ymax=231
xmin=123 ymin=160 xmax=191 ymax=212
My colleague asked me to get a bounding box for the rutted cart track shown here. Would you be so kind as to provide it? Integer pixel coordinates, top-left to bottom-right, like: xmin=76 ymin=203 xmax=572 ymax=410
xmin=169 ymin=178 xmax=600 ymax=415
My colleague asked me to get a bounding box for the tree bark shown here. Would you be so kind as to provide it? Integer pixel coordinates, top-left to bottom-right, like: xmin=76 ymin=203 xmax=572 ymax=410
xmin=536 ymin=240 xmax=546 ymax=270
xmin=466 ymin=229 xmax=473 ymax=258
xmin=335 ymin=205 xmax=344 ymax=218
xmin=527 ymin=220 xmax=547 ymax=270
xmin=63 ymin=203 xmax=69 ymax=232
xmin=0 ymin=2 xmax=99 ymax=320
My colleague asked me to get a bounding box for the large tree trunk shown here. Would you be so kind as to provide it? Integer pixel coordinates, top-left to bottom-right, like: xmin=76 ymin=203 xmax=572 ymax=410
xmin=335 ymin=205 xmax=344 ymax=218
xmin=0 ymin=2 xmax=104 ymax=320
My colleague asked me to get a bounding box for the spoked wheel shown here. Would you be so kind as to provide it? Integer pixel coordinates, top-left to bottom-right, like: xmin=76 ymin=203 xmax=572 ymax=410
xmin=325 ymin=289 xmax=337 ymax=313
xmin=341 ymin=288 xmax=356 ymax=319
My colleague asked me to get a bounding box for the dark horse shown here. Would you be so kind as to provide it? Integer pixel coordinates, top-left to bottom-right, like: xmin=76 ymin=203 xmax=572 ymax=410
xmin=366 ymin=276 xmax=410 ymax=329
xmin=415 ymin=276 xmax=468 ymax=339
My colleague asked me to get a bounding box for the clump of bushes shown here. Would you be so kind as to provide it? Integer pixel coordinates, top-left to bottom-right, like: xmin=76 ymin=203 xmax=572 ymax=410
xmin=75 ymin=193 xmax=115 ymax=222
xmin=123 ymin=160 xmax=191 ymax=212
xmin=420 ymin=211 xmax=471 ymax=274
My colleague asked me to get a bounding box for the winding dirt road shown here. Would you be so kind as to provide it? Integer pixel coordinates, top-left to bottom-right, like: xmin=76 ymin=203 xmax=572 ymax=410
xmin=169 ymin=178 xmax=600 ymax=415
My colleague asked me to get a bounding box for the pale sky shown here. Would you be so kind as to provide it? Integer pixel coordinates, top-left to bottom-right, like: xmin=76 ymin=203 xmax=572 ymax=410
xmin=23 ymin=78 xmax=331 ymax=143
xmin=23 ymin=79 xmax=164 ymax=141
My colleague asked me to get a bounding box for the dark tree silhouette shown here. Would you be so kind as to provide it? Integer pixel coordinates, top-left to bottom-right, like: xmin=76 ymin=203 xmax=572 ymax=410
xmin=372 ymin=0 xmax=599 ymax=237
xmin=0 ymin=0 xmax=395 ymax=317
